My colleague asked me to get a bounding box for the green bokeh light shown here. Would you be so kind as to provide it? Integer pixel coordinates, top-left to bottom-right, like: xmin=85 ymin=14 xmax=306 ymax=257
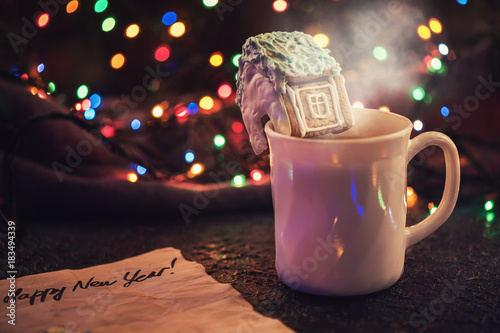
xmin=373 ymin=46 xmax=388 ymax=61
xmin=77 ymin=85 xmax=88 ymax=99
xmin=412 ymin=87 xmax=425 ymax=101
xmin=102 ymin=17 xmax=116 ymax=32
xmin=94 ymin=0 xmax=108 ymax=13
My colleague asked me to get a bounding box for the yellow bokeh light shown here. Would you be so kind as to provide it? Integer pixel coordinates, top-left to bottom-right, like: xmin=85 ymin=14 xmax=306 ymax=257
xmin=30 ymin=87 xmax=38 ymax=95
xmin=417 ymin=25 xmax=431 ymax=40
xmin=125 ymin=24 xmax=140 ymax=38
xmin=169 ymin=22 xmax=185 ymax=37
xmin=110 ymin=53 xmax=125 ymax=69
xmin=127 ymin=173 xmax=138 ymax=183
xmin=152 ymin=105 xmax=163 ymax=118
xmin=273 ymin=0 xmax=288 ymax=12
xmin=378 ymin=106 xmax=390 ymax=112
xmin=199 ymin=96 xmax=214 ymax=110
xmin=187 ymin=163 xmax=204 ymax=178
xmin=209 ymin=52 xmax=223 ymax=67
xmin=313 ymin=33 xmax=329 ymax=48
xmin=428 ymin=18 xmax=442 ymax=34
xmin=66 ymin=0 xmax=79 ymax=14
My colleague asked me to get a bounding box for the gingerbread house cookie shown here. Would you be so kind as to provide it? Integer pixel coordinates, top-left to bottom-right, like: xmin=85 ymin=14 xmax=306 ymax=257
xmin=235 ymin=31 xmax=353 ymax=156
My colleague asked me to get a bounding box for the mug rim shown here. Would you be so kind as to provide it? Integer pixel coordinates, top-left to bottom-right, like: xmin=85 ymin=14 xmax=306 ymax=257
xmin=265 ymin=108 xmax=414 ymax=144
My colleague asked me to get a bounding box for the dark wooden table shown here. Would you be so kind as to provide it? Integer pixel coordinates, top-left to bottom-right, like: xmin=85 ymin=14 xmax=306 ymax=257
xmin=2 ymin=201 xmax=499 ymax=333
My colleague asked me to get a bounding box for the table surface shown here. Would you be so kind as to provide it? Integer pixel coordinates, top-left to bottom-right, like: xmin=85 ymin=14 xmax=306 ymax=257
xmin=3 ymin=202 xmax=500 ymax=333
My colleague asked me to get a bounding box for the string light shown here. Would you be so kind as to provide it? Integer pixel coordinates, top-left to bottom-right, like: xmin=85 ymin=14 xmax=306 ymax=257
xmin=214 ymin=134 xmax=225 ymax=148
xmin=373 ymin=46 xmax=388 ymax=61
xmin=131 ymin=119 xmax=141 ymax=130
xmin=162 ymin=11 xmax=177 ymax=26
xmin=272 ymin=0 xmax=288 ymax=12
xmin=37 ymin=13 xmax=50 ymax=28
xmin=102 ymin=17 xmax=116 ymax=32
xmin=209 ymin=52 xmax=223 ymax=67
xmin=199 ymin=96 xmax=214 ymax=110
xmin=152 ymin=105 xmax=163 ymax=118
xmin=111 ymin=53 xmax=126 ymax=69
xmin=232 ymin=174 xmax=246 ymax=187
xmin=127 ymin=172 xmax=138 ymax=183
xmin=169 ymin=22 xmax=185 ymax=37
xmin=77 ymin=85 xmax=89 ymax=99
xmin=313 ymin=34 xmax=329 ymax=48
xmin=154 ymin=45 xmax=170 ymax=62
xmin=125 ymin=24 xmax=140 ymax=38
xmin=185 ymin=150 xmax=195 ymax=163
xmin=66 ymin=0 xmax=79 ymax=14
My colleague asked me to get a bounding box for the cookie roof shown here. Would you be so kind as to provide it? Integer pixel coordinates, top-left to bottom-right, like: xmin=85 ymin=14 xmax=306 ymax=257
xmin=235 ymin=31 xmax=341 ymax=108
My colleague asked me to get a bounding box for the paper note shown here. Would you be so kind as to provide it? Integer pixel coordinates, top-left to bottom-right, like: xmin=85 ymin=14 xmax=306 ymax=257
xmin=1 ymin=247 xmax=293 ymax=333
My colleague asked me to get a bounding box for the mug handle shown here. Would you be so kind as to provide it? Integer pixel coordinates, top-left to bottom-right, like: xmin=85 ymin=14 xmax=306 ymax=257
xmin=405 ymin=132 xmax=460 ymax=248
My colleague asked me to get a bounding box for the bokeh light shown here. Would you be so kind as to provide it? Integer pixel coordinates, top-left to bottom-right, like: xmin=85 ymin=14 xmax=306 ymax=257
xmin=131 ymin=119 xmax=141 ymax=130
xmin=102 ymin=17 xmax=116 ymax=32
xmin=101 ymin=125 xmax=115 ymax=138
xmin=94 ymin=0 xmax=108 ymax=13
xmin=189 ymin=163 xmax=204 ymax=177
xmin=378 ymin=106 xmax=390 ymax=112
xmin=185 ymin=150 xmax=195 ymax=163
xmin=313 ymin=34 xmax=329 ymax=48
xmin=209 ymin=52 xmax=223 ymax=67
xmin=440 ymin=106 xmax=450 ymax=117
xmin=152 ymin=105 xmax=163 ymax=118
xmin=187 ymin=102 xmax=198 ymax=115
xmin=162 ymin=11 xmax=177 ymax=26
xmin=413 ymin=120 xmax=423 ymax=131
xmin=428 ymin=18 xmax=442 ymax=34
xmin=199 ymin=96 xmax=214 ymax=110
xmin=169 ymin=22 xmax=185 ymax=37
xmin=154 ymin=45 xmax=170 ymax=62
xmin=37 ymin=13 xmax=50 ymax=28
xmin=232 ymin=54 xmax=242 ymax=67
xmin=89 ymin=93 xmax=102 ymax=108
xmin=232 ymin=121 xmax=244 ymax=133
xmin=250 ymin=170 xmax=263 ymax=182
xmin=125 ymin=24 xmax=140 ymax=38
xmin=456 ymin=0 xmax=467 ymax=5
xmin=66 ymin=0 xmax=79 ymax=14
xmin=417 ymin=25 xmax=431 ymax=40
xmin=373 ymin=46 xmax=388 ymax=61
xmin=37 ymin=63 xmax=45 ymax=73
xmin=485 ymin=200 xmax=494 ymax=211
xmin=77 ymin=85 xmax=89 ymax=99
xmin=431 ymin=58 xmax=442 ymax=70
xmin=111 ymin=53 xmax=126 ymax=69
xmin=412 ymin=87 xmax=425 ymax=101
xmin=273 ymin=0 xmax=288 ymax=12
xmin=47 ymin=82 xmax=56 ymax=93
xmin=407 ymin=186 xmax=418 ymax=208
xmin=203 ymin=0 xmax=218 ymax=8
xmin=127 ymin=172 xmax=138 ymax=183
xmin=175 ymin=104 xmax=188 ymax=118
xmin=218 ymin=84 xmax=232 ymax=99
xmin=352 ymin=100 xmax=364 ymax=108
xmin=136 ymin=165 xmax=147 ymax=175
xmin=214 ymin=134 xmax=225 ymax=148
xmin=232 ymin=174 xmax=246 ymax=187
xmin=81 ymin=99 xmax=91 ymax=111
xmin=438 ymin=43 xmax=449 ymax=55
xmin=84 ymin=108 xmax=96 ymax=120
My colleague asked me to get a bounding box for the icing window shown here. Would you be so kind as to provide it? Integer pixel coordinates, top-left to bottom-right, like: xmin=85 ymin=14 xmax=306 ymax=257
xmin=307 ymin=92 xmax=330 ymax=118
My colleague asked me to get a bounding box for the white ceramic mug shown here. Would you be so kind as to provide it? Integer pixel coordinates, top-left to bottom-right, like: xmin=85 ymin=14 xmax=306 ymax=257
xmin=265 ymin=108 xmax=460 ymax=296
